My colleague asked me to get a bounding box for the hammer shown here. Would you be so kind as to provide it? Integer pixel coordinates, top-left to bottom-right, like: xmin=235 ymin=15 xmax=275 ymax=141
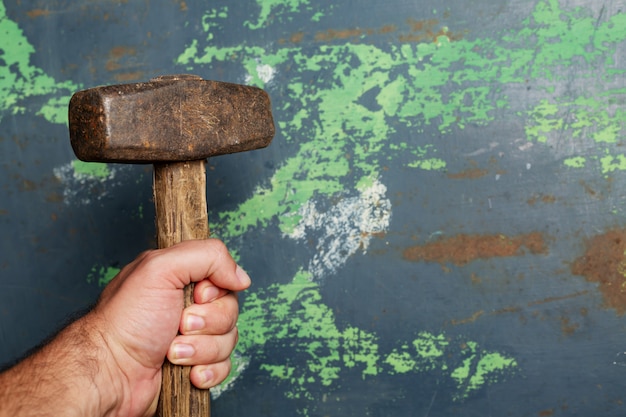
xmin=68 ymin=74 xmax=274 ymax=416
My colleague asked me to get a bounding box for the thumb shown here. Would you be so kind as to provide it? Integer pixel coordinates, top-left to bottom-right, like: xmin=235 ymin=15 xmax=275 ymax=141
xmin=145 ymin=239 xmax=251 ymax=291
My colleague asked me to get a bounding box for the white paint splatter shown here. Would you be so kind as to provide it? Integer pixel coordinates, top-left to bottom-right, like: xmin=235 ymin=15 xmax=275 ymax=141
xmin=287 ymin=179 xmax=392 ymax=281
xmin=517 ymin=141 xmax=533 ymax=152
xmin=53 ymin=162 xmax=121 ymax=205
xmin=212 ymin=352 xmax=250 ymax=399
xmin=256 ymin=64 xmax=275 ymax=83
xmin=464 ymin=141 xmax=499 ymax=157
xmin=245 ymin=63 xmax=276 ymax=85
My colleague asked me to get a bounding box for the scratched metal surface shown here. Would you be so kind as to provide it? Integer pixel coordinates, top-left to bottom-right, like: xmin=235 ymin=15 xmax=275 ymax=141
xmin=2 ymin=0 xmax=626 ymax=415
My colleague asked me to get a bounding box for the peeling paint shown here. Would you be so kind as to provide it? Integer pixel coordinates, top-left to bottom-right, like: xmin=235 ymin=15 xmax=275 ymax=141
xmin=244 ymin=0 xmax=332 ymax=29
xmin=232 ymin=271 xmax=517 ymax=403
xmin=403 ymin=233 xmax=548 ymax=266
xmin=286 ymin=179 xmax=391 ymax=281
xmin=72 ymin=160 xmax=111 ymax=179
xmin=88 ymin=265 xmax=120 ymax=287
xmin=6 ymin=0 xmax=626 ymax=411
xmin=572 ymin=228 xmax=626 ymax=315
xmin=53 ymin=161 xmax=119 ymax=205
xmin=0 ymin=1 xmax=80 ymax=124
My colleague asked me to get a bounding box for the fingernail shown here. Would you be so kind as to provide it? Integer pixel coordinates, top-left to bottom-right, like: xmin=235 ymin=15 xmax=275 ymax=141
xmin=201 ymin=367 xmax=214 ymax=385
xmin=173 ymin=343 xmax=195 ymax=359
xmin=236 ymin=265 xmax=251 ymax=287
xmin=185 ymin=314 xmax=205 ymax=332
xmin=202 ymin=286 xmax=220 ymax=302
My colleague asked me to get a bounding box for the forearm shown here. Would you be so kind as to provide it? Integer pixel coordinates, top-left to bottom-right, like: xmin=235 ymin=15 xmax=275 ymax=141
xmin=0 ymin=314 xmax=123 ymax=417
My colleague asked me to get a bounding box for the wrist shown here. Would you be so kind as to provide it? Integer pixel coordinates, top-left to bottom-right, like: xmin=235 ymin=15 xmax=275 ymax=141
xmin=90 ymin=307 xmax=162 ymax=417
xmin=50 ymin=315 xmax=126 ymax=416
xmin=83 ymin=313 xmax=128 ymax=416
xmin=0 ymin=314 xmax=124 ymax=417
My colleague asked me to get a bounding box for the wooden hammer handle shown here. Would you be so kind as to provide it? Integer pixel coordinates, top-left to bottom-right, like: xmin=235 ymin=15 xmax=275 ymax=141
xmin=154 ymin=160 xmax=210 ymax=417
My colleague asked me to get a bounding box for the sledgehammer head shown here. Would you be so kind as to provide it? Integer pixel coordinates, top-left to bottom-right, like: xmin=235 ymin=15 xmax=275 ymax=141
xmin=69 ymin=75 xmax=275 ymax=163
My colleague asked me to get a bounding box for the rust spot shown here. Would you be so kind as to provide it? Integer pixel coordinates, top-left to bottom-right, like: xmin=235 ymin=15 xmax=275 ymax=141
xmin=494 ymin=305 xmax=522 ymax=315
xmin=406 ymin=18 xmax=439 ymax=32
xmin=27 ymin=9 xmax=51 ymax=18
xmin=45 ymin=192 xmax=64 ymax=203
xmin=447 ymin=167 xmax=488 ymax=180
xmin=560 ymin=316 xmax=579 ymax=336
xmin=571 ymin=228 xmax=626 ymax=315
xmin=280 ymin=19 xmax=464 ymax=45
xmin=379 ymin=24 xmax=397 ymax=34
xmin=528 ymin=194 xmax=557 ymax=206
xmin=579 ymin=179 xmax=598 ymax=197
xmin=20 ymin=179 xmax=37 ymax=191
xmin=399 ymin=18 xmax=464 ymax=43
xmin=109 ymin=46 xmax=135 ymax=59
xmin=315 ymin=28 xmax=365 ymax=42
xmin=106 ymin=46 xmax=138 ymax=73
xmin=290 ymin=32 xmax=305 ymax=43
xmin=538 ymin=409 xmax=554 ymax=417
xmin=449 ymin=310 xmax=484 ymax=325
xmin=527 ymin=290 xmax=589 ymax=307
xmin=114 ymin=71 xmax=144 ymax=82
xmin=448 ymin=291 xmax=587 ymax=327
xmin=403 ymin=232 xmax=548 ymax=266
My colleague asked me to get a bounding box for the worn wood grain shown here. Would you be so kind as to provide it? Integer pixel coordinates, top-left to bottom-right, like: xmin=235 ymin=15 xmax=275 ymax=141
xmin=154 ymin=160 xmax=210 ymax=417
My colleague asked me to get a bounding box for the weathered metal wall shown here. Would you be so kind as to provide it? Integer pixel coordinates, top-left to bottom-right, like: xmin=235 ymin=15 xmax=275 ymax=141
xmin=2 ymin=0 xmax=626 ymax=415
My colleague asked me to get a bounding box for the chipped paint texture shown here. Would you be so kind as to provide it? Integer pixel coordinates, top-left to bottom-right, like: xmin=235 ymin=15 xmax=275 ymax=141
xmin=0 ymin=1 xmax=79 ymax=124
xmin=232 ymin=271 xmax=517 ymax=403
xmin=88 ymin=265 xmax=120 ymax=287
xmin=287 ymin=179 xmax=391 ymax=281
xmin=245 ymin=0 xmax=331 ymax=29
xmin=7 ymin=0 xmax=626 ymax=413
xmin=175 ymin=0 xmax=626 ymax=406
xmin=172 ymin=1 xmax=548 ymax=407
xmin=53 ymin=162 xmax=119 ymax=205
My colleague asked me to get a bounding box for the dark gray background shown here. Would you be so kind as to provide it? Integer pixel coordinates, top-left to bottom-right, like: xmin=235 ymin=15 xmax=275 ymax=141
xmin=2 ymin=0 xmax=626 ymax=415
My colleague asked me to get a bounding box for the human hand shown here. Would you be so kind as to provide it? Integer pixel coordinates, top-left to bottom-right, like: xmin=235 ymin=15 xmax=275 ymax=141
xmin=0 ymin=238 xmax=250 ymax=417
xmin=93 ymin=239 xmax=251 ymax=416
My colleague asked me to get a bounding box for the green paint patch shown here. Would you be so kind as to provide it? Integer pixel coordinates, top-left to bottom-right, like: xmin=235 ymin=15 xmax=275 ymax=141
xmin=182 ymin=0 xmax=626 ymax=242
xmin=183 ymin=32 xmax=476 ymax=236
xmin=0 ymin=1 xmax=80 ymax=125
xmin=174 ymin=0 xmax=626 ymax=408
xmin=88 ymin=265 xmax=120 ymax=287
xmin=72 ymin=160 xmax=111 ymax=179
xmin=564 ymin=156 xmax=586 ymax=168
xmin=525 ymin=94 xmax=626 ymax=150
xmin=600 ymin=153 xmax=626 ymax=175
xmin=385 ymin=332 xmax=449 ymax=373
xmin=409 ymin=158 xmax=447 ymax=170
xmin=244 ymin=0 xmax=332 ymax=30
xmin=449 ymin=342 xmax=517 ymax=401
xmin=236 ymin=271 xmax=516 ymax=404
xmin=513 ymin=2 xmax=626 ymax=171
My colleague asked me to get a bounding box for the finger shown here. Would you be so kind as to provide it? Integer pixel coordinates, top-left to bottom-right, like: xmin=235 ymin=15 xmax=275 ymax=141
xmin=167 ymin=328 xmax=238 ymax=366
xmin=190 ymin=359 xmax=233 ymax=389
xmin=193 ymin=279 xmax=231 ymax=304
xmin=180 ymin=292 xmax=239 ymax=335
xmin=140 ymin=239 xmax=251 ymax=291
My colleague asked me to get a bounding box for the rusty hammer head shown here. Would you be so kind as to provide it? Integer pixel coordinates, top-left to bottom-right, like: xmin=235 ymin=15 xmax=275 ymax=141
xmin=69 ymin=75 xmax=274 ymax=163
